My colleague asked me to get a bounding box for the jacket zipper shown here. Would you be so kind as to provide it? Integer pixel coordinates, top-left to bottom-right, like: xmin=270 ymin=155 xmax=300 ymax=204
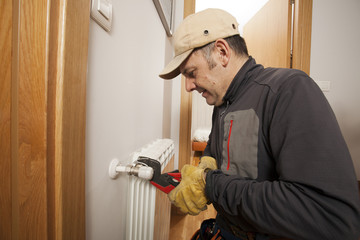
xmin=220 ymin=101 xmax=229 ymax=120
xmin=227 ymin=120 xmax=233 ymax=170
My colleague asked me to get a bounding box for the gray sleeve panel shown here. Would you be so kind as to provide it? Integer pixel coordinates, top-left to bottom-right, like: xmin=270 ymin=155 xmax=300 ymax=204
xmin=221 ymin=109 xmax=259 ymax=179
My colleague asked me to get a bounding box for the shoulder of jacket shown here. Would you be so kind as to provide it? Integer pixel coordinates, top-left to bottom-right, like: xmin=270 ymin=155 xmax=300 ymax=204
xmin=254 ymin=67 xmax=309 ymax=93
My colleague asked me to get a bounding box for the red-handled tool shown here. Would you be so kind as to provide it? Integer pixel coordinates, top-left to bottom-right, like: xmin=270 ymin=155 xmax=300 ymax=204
xmin=137 ymin=157 xmax=181 ymax=194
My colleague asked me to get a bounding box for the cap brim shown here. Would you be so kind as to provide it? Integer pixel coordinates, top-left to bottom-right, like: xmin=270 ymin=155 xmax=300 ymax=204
xmin=159 ymin=49 xmax=193 ymax=80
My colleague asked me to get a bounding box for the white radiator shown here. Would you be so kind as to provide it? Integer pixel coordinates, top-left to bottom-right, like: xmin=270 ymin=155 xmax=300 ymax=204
xmin=125 ymin=139 xmax=174 ymax=240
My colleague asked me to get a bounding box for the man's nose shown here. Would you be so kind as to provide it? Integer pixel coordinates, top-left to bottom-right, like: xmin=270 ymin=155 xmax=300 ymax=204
xmin=185 ymin=77 xmax=196 ymax=92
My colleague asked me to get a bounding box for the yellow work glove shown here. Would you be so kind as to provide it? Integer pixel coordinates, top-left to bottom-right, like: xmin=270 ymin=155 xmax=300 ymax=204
xmin=168 ymin=164 xmax=208 ymax=215
xmin=198 ymin=156 xmax=217 ymax=170
xmin=169 ymin=157 xmax=217 ymax=215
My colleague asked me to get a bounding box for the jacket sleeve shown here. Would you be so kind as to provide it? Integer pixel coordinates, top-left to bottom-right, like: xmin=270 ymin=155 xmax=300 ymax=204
xmin=205 ymin=74 xmax=360 ymax=240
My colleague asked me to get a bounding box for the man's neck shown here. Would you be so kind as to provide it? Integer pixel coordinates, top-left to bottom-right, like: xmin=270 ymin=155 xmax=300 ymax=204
xmin=227 ymin=55 xmax=249 ymax=84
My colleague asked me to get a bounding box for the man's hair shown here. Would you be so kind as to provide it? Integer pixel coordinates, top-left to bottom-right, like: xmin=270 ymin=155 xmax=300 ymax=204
xmin=225 ymin=35 xmax=249 ymax=56
xmin=195 ymin=35 xmax=249 ymax=69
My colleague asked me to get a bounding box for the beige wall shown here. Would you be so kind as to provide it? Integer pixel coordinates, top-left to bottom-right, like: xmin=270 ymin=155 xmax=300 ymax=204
xmin=310 ymin=0 xmax=360 ymax=179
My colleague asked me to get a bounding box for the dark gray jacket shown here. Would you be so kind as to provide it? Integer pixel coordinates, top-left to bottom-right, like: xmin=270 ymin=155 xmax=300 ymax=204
xmin=204 ymin=57 xmax=360 ymax=239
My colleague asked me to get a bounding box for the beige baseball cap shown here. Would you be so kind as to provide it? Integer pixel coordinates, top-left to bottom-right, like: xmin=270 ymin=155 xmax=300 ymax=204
xmin=159 ymin=8 xmax=240 ymax=80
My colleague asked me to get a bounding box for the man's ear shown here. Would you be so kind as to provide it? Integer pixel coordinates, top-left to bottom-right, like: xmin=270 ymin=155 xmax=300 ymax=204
xmin=214 ymin=39 xmax=231 ymax=67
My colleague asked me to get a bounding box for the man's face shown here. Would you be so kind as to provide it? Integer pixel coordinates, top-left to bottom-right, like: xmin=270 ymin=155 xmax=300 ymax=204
xmin=179 ymin=50 xmax=228 ymax=106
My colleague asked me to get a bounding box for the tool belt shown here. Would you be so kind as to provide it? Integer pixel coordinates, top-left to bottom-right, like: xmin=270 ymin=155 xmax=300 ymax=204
xmin=192 ymin=218 xmax=292 ymax=240
xmin=191 ymin=218 xmax=255 ymax=240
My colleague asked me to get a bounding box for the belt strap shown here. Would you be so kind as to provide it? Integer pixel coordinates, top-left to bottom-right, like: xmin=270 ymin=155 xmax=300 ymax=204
xmin=230 ymin=225 xmax=255 ymax=240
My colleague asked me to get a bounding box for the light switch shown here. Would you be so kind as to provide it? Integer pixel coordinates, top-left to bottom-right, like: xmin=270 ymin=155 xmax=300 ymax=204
xmin=90 ymin=0 xmax=112 ymax=32
xmin=98 ymin=0 xmax=111 ymax=20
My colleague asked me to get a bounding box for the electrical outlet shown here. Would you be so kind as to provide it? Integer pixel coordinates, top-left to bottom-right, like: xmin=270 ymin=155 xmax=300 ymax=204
xmin=315 ymin=81 xmax=331 ymax=92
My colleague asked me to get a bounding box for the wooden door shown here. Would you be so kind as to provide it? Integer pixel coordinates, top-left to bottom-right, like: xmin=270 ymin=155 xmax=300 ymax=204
xmin=243 ymin=0 xmax=312 ymax=74
xmin=0 ymin=0 xmax=90 ymax=239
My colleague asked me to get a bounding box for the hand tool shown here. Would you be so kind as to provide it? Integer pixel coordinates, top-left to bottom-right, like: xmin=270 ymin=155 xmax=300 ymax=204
xmin=137 ymin=157 xmax=181 ymax=194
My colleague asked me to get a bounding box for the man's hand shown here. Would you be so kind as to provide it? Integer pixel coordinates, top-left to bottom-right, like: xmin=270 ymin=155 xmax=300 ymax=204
xmin=168 ymin=156 xmax=217 ymax=215
xmin=168 ymin=165 xmax=207 ymax=215
xmin=198 ymin=156 xmax=217 ymax=170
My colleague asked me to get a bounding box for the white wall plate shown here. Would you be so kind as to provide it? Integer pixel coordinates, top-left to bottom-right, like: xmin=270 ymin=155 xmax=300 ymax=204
xmin=90 ymin=0 xmax=112 ymax=32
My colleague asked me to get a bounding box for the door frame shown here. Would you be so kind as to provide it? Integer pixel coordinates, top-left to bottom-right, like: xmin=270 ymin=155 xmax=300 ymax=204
xmin=178 ymin=0 xmax=195 ymax=170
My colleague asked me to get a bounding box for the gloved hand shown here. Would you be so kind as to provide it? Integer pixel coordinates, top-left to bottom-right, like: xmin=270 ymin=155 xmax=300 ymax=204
xmin=168 ymin=164 xmax=208 ymax=215
xmin=198 ymin=156 xmax=217 ymax=170
xmin=168 ymin=157 xmax=217 ymax=215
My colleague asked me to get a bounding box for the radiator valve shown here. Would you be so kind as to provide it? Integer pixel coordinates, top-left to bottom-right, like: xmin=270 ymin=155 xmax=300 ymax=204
xmin=109 ymin=158 xmax=154 ymax=180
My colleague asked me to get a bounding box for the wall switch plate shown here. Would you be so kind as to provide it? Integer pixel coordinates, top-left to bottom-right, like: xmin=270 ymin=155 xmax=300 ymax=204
xmin=90 ymin=0 xmax=112 ymax=32
xmin=315 ymin=81 xmax=331 ymax=92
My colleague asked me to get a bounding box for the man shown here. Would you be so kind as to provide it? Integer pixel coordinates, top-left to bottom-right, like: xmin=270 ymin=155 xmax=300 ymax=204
xmin=159 ymin=8 xmax=360 ymax=240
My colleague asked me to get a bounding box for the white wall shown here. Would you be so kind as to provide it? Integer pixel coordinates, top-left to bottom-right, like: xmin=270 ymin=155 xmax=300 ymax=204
xmin=310 ymin=0 xmax=360 ymax=179
xmin=85 ymin=0 xmax=183 ymax=239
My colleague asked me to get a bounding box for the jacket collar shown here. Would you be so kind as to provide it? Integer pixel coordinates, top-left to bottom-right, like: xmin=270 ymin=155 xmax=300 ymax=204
xmin=222 ymin=56 xmax=262 ymax=104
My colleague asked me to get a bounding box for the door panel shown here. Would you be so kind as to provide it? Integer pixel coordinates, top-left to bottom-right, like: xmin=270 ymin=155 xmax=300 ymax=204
xmin=0 ymin=0 xmax=90 ymax=239
xmin=292 ymin=0 xmax=312 ymax=75
xmin=243 ymin=0 xmax=292 ymax=68
xmin=243 ymin=0 xmax=312 ymax=74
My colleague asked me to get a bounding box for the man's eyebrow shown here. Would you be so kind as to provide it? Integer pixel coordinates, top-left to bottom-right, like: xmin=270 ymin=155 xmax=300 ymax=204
xmin=181 ymin=67 xmax=196 ymax=76
xmin=181 ymin=68 xmax=189 ymax=75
